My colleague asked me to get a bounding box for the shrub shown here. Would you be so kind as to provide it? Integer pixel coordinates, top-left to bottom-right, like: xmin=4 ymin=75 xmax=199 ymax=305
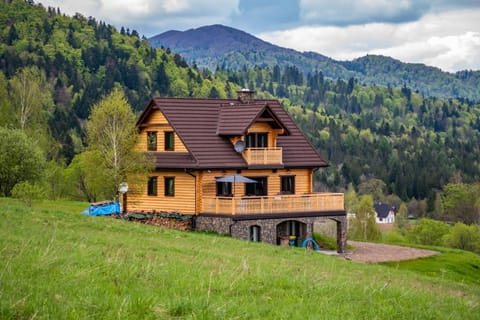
xmin=11 ymin=182 xmax=45 ymax=207
xmin=383 ymin=229 xmax=407 ymax=244
xmin=406 ymin=218 xmax=450 ymax=246
xmin=443 ymin=223 xmax=480 ymax=254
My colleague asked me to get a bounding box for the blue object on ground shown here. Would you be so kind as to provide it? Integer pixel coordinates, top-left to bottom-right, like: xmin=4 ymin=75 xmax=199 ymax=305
xmin=301 ymin=237 xmax=321 ymax=252
xmin=82 ymin=201 xmax=120 ymax=216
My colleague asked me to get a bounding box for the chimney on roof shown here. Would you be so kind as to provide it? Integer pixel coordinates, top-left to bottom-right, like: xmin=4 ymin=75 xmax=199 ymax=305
xmin=237 ymin=88 xmax=256 ymax=104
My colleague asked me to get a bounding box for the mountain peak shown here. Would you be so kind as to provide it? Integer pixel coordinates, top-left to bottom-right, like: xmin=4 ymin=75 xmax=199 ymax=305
xmin=148 ymin=24 xmax=480 ymax=101
xmin=149 ymin=24 xmax=277 ymax=56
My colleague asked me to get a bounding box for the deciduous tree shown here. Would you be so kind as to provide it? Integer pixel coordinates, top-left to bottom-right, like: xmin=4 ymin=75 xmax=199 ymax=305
xmin=85 ymin=89 xmax=149 ymax=199
xmin=0 ymin=128 xmax=45 ymax=196
xmin=9 ymin=66 xmax=53 ymax=132
xmin=441 ymin=183 xmax=480 ymax=224
xmin=350 ymin=195 xmax=381 ymax=241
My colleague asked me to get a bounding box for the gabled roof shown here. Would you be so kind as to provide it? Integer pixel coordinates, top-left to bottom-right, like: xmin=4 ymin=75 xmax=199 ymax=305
xmin=374 ymin=203 xmax=396 ymax=218
xmin=216 ymin=103 xmax=289 ymax=136
xmin=137 ymin=97 xmax=328 ymax=169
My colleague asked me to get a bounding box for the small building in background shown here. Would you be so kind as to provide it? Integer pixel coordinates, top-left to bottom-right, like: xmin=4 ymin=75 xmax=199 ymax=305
xmin=374 ymin=203 xmax=396 ymax=224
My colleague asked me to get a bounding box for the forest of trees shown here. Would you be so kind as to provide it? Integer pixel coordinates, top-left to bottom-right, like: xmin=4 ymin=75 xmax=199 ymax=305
xmin=214 ymin=65 xmax=480 ymax=210
xmin=1 ymin=0 xmax=480 ymax=230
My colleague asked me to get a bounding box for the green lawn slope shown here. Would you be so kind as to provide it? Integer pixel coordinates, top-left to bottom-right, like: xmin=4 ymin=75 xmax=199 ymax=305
xmin=0 ymin=198 xmax=479 ymax=319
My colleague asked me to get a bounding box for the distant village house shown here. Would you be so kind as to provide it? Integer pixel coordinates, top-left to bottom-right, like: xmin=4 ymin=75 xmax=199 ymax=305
xmin=374 ymin=203 xmax=396 ymax=224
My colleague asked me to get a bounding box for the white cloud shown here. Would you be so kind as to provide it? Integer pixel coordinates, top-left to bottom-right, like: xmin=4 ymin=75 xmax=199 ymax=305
xmin=299 ymin=0 xmax=426 ymax=25
xmin=39 ymin=0 xmax=239 ymax=36
xmin=258 ymin=9 xmax=480 ymax=71
xmin=37 ymin=1 xmax=480 ymax=71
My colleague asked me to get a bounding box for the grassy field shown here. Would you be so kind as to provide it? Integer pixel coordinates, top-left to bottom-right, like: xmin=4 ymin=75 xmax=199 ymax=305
xmin=381 ymin=247 xmax=480 ymax=286
xmin=0 ymin=198 xmax=479 ymax=319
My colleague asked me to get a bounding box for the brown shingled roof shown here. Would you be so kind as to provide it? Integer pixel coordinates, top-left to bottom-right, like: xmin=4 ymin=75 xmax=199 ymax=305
xmin=216 ymin=103 xmax=289 ymax=136
xmin=137 ymin=97 xmax=328 ymax=169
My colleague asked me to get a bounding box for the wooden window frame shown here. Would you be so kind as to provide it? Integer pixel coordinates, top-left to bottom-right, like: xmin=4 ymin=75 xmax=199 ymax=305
xmin=164 ymin=176 xmax=175 ymax=197
xmin=147 ymin=131 xmax=157 ymax=151
xmin=246 ymin=132 xmax=268 ymax=148
xmin=164 ymin=131 xmax=174 ymax=151
xmin=245 ymin=177 xmax=268 ymax=196
xmin=216 ymin=181 xmax=232 ymax=197
xmin=147 ymin=176 xmax=157 ymax=196
xmin=280 ymin=175 xmax=295 ymax=194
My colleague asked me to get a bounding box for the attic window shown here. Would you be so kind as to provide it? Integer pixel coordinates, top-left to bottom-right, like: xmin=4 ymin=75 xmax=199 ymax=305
xmin=147 ymin=131 xmax=157 ymax=151
xmin=165 ymin=131 xmax=174 ymax=151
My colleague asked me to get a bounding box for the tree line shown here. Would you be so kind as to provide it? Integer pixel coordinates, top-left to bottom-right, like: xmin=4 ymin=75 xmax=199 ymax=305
xmin=215 ymin=65 xmax=480 ymax=211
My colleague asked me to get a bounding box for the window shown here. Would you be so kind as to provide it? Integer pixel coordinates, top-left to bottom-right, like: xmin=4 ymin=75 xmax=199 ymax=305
xmin=216 ymin=181 xmax=232 ymax=196
xmin=147 ymin=176 xmax=157 ymax=196
xmin=164 ymin=177 xmax=175 ymax=196
xmin=246 ymin=133 xmax=268 ymax=148
xmin=165 ymin=131 xmax=174 ymax=151
xmin=147 ymin=131 xmax=157 ymax=151
xmin=280 ymin=176 xmax=295 ymax=194
xmin=245 ymin=177 xmax=267 ymax=196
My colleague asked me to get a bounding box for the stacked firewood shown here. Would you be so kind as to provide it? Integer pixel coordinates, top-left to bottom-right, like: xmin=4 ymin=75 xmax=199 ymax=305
xmin=121 ymin=212 xmax=193 ymax=231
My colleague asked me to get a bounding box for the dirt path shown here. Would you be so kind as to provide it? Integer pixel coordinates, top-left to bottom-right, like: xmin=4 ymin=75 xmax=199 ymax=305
xmin=345 ymin=241 xmax=440 ymax=263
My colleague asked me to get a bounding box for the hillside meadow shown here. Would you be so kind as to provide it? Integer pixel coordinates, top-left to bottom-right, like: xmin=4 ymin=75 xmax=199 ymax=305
xmin=0 ymin=198 xmax=479 ymax=319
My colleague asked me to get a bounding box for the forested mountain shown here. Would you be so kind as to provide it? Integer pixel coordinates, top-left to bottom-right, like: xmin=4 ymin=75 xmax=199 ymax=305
xmin=2 ymin=0 xmax=480 ymax=217
xmin=150 ymin=24 xmax=480 ymax=102
xmin=0 ymin=0 xmax=238 ymax=162
xmin=215 ymin=65 xmax=480 ymax=212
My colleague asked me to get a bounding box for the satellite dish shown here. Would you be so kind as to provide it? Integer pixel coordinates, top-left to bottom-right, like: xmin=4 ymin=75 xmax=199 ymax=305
xmin=234 ymin=140 xmax=245 ymax=153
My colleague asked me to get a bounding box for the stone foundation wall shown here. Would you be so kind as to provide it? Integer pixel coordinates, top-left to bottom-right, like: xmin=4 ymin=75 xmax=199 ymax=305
xmin=194 ymin=215 xmax=233 ymax=235
xmin=194 ymin=215 xmax=347 ymax=252
xmin=195 ymin=215 xmax=346 ymax=245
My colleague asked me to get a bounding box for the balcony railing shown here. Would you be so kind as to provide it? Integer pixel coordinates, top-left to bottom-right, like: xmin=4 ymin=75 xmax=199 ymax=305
xmin=243 ymin=147 xmax=282 ymax=165
xmin=202 ymin=193 xmax=344 ymax=215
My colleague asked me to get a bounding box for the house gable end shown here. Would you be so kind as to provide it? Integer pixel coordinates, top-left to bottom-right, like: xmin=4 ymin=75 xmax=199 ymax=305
xmin=136 ymin=98 xmax=197 ymax=166
xmin=216 ymin=103 xmax=290 ymax=136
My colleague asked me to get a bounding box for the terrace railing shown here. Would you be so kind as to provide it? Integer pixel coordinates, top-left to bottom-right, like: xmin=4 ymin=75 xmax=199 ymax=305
xmin=202 ymin=193 xmax=344 ymax=215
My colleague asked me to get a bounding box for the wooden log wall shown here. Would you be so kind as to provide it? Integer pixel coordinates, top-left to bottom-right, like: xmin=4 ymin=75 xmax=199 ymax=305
xmin=127 ymin=170 xmax=196 ymax=214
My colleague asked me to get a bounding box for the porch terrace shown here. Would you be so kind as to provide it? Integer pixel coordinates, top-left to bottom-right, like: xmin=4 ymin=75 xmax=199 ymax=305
xmin=202 ymin=193 xmax=344 ymax=215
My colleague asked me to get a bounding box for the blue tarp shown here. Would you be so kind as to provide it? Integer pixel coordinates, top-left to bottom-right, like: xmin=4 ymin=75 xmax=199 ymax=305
xmin=82 ymin=202 xmax=120 ymax=216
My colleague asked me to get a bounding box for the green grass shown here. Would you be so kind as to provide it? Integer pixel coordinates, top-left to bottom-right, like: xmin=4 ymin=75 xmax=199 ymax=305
xmin=381 ymin=247 xmax=480 ymax=286
xmin=0 ymin=198 xmax=479 ymax=319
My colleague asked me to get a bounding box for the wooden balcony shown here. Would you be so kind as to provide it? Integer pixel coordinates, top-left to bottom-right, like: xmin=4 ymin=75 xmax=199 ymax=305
xmin=202 ymin=193 xmax=344 ymax=215
xmin=243 ymin=147 xmax=282 ymax=165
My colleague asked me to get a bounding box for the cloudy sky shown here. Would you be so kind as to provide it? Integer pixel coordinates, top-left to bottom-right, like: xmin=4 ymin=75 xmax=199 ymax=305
xmin=39 ymin=0 xmax=480 ymax=72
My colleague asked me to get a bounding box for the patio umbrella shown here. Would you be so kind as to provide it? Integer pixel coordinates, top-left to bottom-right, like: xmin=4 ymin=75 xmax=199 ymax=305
xmin=216 ymin=174 xmax=257 ymax=196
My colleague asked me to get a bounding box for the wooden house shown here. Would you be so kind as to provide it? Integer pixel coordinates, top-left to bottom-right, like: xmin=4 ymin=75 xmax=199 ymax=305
xmin=127 ymin=91 xmax=347 ymax=252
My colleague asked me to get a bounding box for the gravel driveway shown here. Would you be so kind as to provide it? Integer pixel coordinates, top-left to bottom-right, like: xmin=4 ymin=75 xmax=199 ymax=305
xmin=345 ymin=241 xmax=440 ymax=263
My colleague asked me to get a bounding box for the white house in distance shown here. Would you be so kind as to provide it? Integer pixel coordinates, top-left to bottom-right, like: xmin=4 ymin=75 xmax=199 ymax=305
xmin=374 ymin=203 xmax=396 ymax=224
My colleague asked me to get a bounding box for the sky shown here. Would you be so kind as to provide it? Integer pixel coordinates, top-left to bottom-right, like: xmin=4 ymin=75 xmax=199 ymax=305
xmin=38 ymin=0 xmax=480 ymax=72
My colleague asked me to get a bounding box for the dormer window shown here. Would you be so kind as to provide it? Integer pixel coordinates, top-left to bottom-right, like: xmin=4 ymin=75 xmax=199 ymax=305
xmin=246 ymin=133 xmax=267 ymax=148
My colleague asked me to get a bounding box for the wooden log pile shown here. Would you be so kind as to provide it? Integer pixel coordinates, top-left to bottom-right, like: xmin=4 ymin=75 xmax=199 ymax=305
xmin=121 ymin=212 xmax=193 ymax=231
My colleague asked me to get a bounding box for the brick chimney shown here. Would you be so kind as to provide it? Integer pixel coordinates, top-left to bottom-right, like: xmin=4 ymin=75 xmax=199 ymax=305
xmin=237 ymin=88 xmax=256 ymax=104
